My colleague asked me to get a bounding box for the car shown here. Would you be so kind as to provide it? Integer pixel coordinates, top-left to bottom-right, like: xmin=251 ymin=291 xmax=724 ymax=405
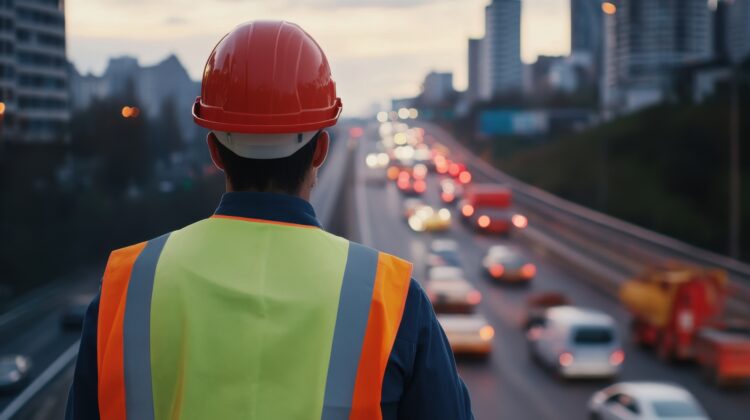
xmin=438 ymin=314 xmax=494 ymax=358
xmin=396 ymin=170 xmax=426 ymax=196
xmin=426 ymin=268 xmax=481 ymax=313
xmin=439 ymin=178 xmax=464 ymax=204
xmin=426 ymin=239 xmax=462 ymax=270
xmin=482 ymin=245 xmax=536 ymax=284
xmin=588 ymin=382 xmax=710 ymax=420
xmin=0 ymin=355 xmax=31 ymax=393
xmin=527 ymin=306 xmax=623 ymax=379
xmin=407 ymin=205 xmax=451 ymax=233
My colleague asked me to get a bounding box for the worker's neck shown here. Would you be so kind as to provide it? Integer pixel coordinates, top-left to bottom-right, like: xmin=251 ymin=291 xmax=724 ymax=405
xmin=225 ymin=181 xmax=313 ymax=202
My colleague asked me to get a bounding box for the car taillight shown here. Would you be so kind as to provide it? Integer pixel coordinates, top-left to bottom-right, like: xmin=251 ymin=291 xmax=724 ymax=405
xmin=462 ymin=204 xmax=474 ymax=217
xmin=449 ymin=163 xmax=460 ymax=177
xmin=387 ymin=166 xmax=400 ymax=180
xmin=414 ymin=180 xmax=426 ymax=193
xmin=467 ymin=290 xmax=482 ymax=305
xmin=489 ymin=264 xmax=505 ymax=278
xmin=397 ymin=178 xmax=409 ymax=189
xmin=610 ymin=349 xmax=625 ymax=366
xmin=521 ymin=264 xmax=536 ymax=278
xmin=558 ymin=352 xmax=574 ymax=367
xmin=526 ymin=326 xmax=542 ymax=341
xmin=458 ymin=171 xmax=472 ymax=184
xmin=480 ymin=325 xmax=495 ymax=341
xmin=512 ymin=214 xmax=528 ymax=229
xmin=477 ymin=215 xmax=490 ymax=228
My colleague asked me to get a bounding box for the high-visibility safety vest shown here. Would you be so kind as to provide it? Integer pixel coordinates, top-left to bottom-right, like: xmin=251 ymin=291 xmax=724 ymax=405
xmin=97 ymin=215 xmax=412 ymax=420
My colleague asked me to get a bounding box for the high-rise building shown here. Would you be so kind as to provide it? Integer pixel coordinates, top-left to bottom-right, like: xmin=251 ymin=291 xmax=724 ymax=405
xmin=571 ymin=0 xmax=603 ymax=63
xmin=484 ymin=0 xmax=522 ymax=98
xmin=601 ymin=0 xmax=713 ymax=114
xmin=725 ymin=0 xmax=750 ymax=63
xmin=421 ymin=71 xmax=454 ymax=105
xmin=467 ymin=38 xmax=482 ymax=103
xmin=0 ymin=0 xmax=68 ymax=143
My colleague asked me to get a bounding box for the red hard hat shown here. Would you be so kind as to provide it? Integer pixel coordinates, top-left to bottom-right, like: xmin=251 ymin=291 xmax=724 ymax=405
xmin=193 ymin=21 xmax=342 ymax=134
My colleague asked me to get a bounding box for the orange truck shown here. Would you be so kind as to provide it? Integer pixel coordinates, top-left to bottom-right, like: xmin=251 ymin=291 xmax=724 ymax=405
xmin=619 ymin=264 xmax=750 ymax=386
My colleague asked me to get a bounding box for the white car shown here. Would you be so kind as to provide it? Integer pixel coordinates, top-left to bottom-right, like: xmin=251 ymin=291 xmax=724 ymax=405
xmin=588 ymin=382 xmax=710 ymax=420
xmin=527 ymin=306 xmax=623 ymax=379
xmin=426 ymin=239 xmax=462 ymax=270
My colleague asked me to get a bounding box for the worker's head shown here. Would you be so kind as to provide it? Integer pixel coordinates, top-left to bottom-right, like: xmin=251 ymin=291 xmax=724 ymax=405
xmin=206 ymin=129 xmax=329 ymax=196
xmin=192 ymin=20 xmax=342 ymax=197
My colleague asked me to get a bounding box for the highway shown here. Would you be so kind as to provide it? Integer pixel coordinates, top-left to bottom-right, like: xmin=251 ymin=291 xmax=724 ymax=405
xmin=2 ymin=121 xmax=749 ymax=419
xmin=354 ymin=122 xmax=750 ymax=420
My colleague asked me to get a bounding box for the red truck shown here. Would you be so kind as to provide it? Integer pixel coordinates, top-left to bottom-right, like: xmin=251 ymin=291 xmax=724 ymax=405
xmin=620 ymin=264 xmax=750 ymax=386
xmin=459 ymin=184 xmax=525 ymax=234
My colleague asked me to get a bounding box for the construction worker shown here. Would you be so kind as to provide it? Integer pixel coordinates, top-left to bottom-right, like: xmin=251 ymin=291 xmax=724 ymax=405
xmin=66 ymin=20 xmax=473 ymax=420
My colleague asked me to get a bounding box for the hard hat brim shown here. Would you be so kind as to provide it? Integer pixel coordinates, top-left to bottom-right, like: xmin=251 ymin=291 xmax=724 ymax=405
xmin=193 ymin=98 xmax=342 ymax=134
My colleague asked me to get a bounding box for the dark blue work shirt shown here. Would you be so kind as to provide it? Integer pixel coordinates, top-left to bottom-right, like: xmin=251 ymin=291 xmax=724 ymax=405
xmin=66 ymin=192 xmax=474 ymax=420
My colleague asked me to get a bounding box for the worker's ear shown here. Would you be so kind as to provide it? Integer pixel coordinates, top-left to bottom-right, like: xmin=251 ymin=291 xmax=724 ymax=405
xmin=206 ymin=132 xmax=225 ymax=171
xmin=312 ymin=130 xmax=329 ymax=169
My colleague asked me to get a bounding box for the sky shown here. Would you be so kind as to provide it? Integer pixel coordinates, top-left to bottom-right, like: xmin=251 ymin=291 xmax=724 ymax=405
xmin=67 ymin=0 xmax=570 ymax=116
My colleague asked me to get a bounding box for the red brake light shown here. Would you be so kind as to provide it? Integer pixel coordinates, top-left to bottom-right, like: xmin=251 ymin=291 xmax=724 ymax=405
xmin=441 ymin=192 xmax=454 ymax=203
xmin=512 ymin=214 xmax=528 ymax=229
xmin=559 ymin=352 xmax=574 ymax=367
xmin=489 ymin=264 xmax=504 ymax=278
xmin=458 ymin=171 xmax=472 ymax=184
xmin=467 ymin=290 xmax=482 ymax=305
xmin=462 ymin=204 xmax=474 ymax=217
xmin=414 ymin=180 xmax=426 ymax=193
xmin=610 ymin=349 xmax=625 ymax=366
xmin=521 ymin=264 xmax=536 ymax=278
xmin=477 ymin=215 xmax=490 ymax=228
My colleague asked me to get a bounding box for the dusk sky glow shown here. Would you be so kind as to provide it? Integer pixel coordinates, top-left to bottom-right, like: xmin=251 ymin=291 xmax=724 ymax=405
xmin=67 ymin=0 xmax=570 ymax=115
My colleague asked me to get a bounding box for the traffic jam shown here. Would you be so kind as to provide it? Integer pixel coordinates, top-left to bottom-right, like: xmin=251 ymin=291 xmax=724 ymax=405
xmin=364 ymin=117 xmax=750 ymax=420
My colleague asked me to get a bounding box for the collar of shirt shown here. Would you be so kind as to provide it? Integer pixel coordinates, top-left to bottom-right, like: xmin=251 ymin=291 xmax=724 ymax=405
xmin=214 ymin=192 xmax=322 ymax=228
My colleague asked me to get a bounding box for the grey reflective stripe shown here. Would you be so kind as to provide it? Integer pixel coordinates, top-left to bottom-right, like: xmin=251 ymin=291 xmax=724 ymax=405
xmin=321 ymin=242 xmax=379 ymax=420
xmin=123 ymin=233 xmax=170 ymax=420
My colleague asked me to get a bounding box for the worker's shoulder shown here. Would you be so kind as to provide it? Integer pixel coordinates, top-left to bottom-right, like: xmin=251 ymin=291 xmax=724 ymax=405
xmin=327 ymin=234 xmax=413 ymax=271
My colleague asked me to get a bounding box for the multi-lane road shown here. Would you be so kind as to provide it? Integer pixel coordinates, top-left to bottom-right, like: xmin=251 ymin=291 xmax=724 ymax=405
xmin=2 ymin=121 xmax=749 ymax=419
xmin=355 ymin=123 xmax=750 ymax=420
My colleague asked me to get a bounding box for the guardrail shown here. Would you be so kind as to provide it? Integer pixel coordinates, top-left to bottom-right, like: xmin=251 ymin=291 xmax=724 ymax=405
xmin=424 ymin=122 xmax=750 ymax=313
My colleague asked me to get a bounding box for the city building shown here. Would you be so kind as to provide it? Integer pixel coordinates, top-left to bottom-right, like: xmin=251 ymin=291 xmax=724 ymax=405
xmin=601 ymin=0 xmax=714 ymax=115
xmin=725 ymin=0 xmax=750 ymax=63
xmin=467 ymin=38 xmax=482 ymax=103
xmin=0 ymin=0 xmax=69 ymax=143
xmin=483 ymin=0 xmax=522 ymax=98
xmin=421 ymin=71 xmax=454 ymax=105
xmin=571 ymin=0 xmax=604 ymax=71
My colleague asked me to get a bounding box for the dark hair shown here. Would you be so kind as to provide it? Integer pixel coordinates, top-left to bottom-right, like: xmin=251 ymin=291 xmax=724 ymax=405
xmin=215 ymin=133 xmax=319 ymax=194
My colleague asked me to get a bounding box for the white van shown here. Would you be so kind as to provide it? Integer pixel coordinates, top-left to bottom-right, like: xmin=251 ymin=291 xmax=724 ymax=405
xmin=527 ymin=306 xmax=624 ymax=379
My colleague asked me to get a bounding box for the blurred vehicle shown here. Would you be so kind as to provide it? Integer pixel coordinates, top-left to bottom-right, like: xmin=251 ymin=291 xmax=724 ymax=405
xmin=459 ymin=184 xmax=526 ymax=235
xmin=438 ymin=314 xmax=494 ymax=358
xmin=365 ymin=152 xmax=390 ymax=169
xmin=482 ymin=245 xmax=536 ymax=284
xmin=407 ymin=205 xmax=451 ymax=233
xmin=528 ymin=306 xmax=623 ymax=379
xmin=439 ymin=178 xmax=464 ymax=204
xmin=396 ymin=170 xmax=426 ymax=196
xmin=426 ymin=239 xmax=462 ymax=270
xmin=620 ymin=264 xmax=750 ymax=386
xmin=0 ymin=355 xmax=31 ymax=393
xmin=413 ymin=147 xmax=434 ymax=171
xmin=402 ymin=198 xmax=425 ymax=219
xmin=524 ymin=292 xmax=571 ymax=329
xmin=426 ymin=267 xmax=481 ymax=313
xmin=61 ymin=294 xmax=94 ymax=330
xmin=588 ymin=382 xmax=710 ymax=420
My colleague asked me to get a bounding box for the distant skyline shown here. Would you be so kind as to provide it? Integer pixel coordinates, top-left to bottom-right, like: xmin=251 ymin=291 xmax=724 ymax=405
xmin=67 ymin=0 xmax=570 ymax=116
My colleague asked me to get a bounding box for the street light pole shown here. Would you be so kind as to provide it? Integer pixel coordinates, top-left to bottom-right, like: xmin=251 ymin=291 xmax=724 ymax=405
xmin=729 ymin=65 xmax=741 ymax=259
